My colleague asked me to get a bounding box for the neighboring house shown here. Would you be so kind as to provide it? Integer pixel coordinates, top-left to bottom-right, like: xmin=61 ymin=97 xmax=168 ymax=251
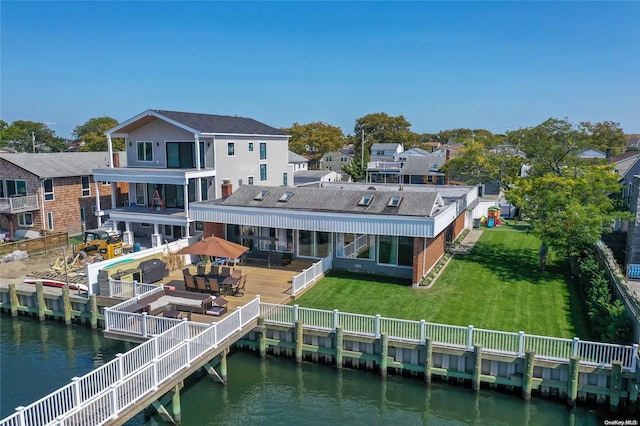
xmin=627 ymin=134 xmax=640 ymax=151
xmin=612 ymin=152 xmax=640 ymax=208
xmin=393 ymin=147 xmax=431 ymax=162
xmin=92 ymin=109 xmax=290 ymax=248
xmin=288 ymin=150 xmax=309 ymax=173
xmin=0 ymin=152 xmax=127 ymax=237
xmin=322 ymin=149 xmax=354 ymax=173
xmin=577 ymin=148 xmax=607 ymax=160
xmin=370 ymin=143 xmax=403 ymax=162
xmin=399 ymin=151 xmax=448 ymax=185
xmin=293 ymin=170 xmax=341 ymax=186
xmin=190 ymin=182 xmax=477 ymax=285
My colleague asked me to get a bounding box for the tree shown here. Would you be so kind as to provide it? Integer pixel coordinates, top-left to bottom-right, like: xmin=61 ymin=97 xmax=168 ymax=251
xmin=0 ymin=120 xmax=65 ymax=152
xmin=282 ymin=121 xmax=345 ymax=166
xmin=73 ymin=117 xmax=122 ymax=152
xmin=578 ymin=120 xmax=627 ymax=157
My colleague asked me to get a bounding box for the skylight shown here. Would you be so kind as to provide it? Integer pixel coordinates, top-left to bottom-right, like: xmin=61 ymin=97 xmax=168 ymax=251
xmin=388 ymin=196 xmax=403 ymax=207
xmin=254 ymin=190 xmax=269 ymax=201
xmin=278 ymin=191 xmax=293 ymax=202
xmin=358 ymin=195 xmax=374 ymax=206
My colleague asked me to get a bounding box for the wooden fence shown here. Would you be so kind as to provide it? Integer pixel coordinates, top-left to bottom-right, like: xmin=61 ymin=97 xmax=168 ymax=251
xmin=0 ymin=232 xmax=68 ymax=257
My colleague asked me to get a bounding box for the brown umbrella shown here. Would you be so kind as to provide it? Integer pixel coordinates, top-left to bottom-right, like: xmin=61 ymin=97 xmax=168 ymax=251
xmin=177 ymin=235 xmax=249 ymax=259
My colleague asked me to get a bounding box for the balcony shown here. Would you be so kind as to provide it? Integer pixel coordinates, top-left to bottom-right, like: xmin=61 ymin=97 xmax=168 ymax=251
xmin=93 ymin=167 xmax=215 ymax=186
xmin=0 ymin=195 xmax=39 ymax=214
xmin=366 ymin=161 xmax=404 ymax=172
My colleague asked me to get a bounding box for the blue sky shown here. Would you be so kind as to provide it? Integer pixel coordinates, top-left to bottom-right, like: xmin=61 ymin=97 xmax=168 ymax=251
xmin=2 ymin=1 xmax=639 ymax=138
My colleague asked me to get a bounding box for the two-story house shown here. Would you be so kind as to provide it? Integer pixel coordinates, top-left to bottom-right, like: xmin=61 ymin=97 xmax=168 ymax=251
xmin=0 ymin=152 xmax=126 ymax=238
xmin=92 ymin=109 xmax=291 ymax=248
xmin=322 ymin=148 xmax=354 ymax=173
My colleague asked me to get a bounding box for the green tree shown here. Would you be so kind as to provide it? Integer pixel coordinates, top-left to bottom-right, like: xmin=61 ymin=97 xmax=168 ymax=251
xmin=578 ymin=120 xmax=628 ymax=157
xmin=74 ymin=117 xmax=121 ymax=152
xmin=282 ymin=121 xmax=345 ymax=166
xmin=0 ymin=120 xmax=64 ymax=152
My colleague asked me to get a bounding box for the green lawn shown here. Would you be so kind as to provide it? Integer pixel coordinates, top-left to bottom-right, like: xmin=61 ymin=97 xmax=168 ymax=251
xmin=293 ymin=224 xmax=592 ymax=339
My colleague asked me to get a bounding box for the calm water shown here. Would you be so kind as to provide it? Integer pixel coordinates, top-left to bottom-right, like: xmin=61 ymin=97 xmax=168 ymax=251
xmin=0 ymin=314 xmax=614 ymax=425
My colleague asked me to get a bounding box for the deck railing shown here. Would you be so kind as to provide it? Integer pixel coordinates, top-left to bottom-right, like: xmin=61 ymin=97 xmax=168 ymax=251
xmin=0 ymin=297 xmax=261 ymax=426
xmin=0 ymin=194 xmax=39 ymax=213
xmin=291 ymin=254 xmax=332 ymax=296
xmin=108 ymin=279 xmax=160 ymax=299
xmin=259 ymin=303 xmax=639 ymax=372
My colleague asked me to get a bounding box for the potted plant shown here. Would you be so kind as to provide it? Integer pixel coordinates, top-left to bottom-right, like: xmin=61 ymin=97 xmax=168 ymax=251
xmin=281 ymin=252 xmax=292 ymax=266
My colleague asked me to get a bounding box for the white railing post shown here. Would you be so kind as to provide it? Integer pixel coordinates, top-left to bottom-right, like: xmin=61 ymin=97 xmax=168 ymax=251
xmin=466 ymin=325 xmax=474 ymax=350
xmin=572 ymin=337 xmax=580 ymax=357
xmin=518 ymin=331 xmax=525 ymax=357
xmin=237 ymin=306 xmax=243 ymax=329
xmin=293 ymin=304 xmax=299 ymax=322
xmin=133 ymin=281 xmax=139 ymax=296
xmin=333 ymin=309 xmax=339 ymax=331
xmin=141 ymin=313 xmax=148 ymax=337
xmin=185 ymin=335 xmax=191 ymax=367
xmin=632 ymin=344 xmax=639 ymax=372
xmin=420 ymin=320 xmax=426 ymax=344
xmin=109 ymin=384 xmax=119 ymax=419
xmin=212 ymin=324 xmax=218 ymax=347
xmin=56 ymin=414 xmax=65 ymax=426
xmin=153 ymin=336 xmax=159 ymax=358
xmin=115 ymin=353 xmax=124 ymax=381
xmin=108 ymin=278 xmax=113 ymax=297
xmin=71 ymin=376 xmax=82 ymax=406
xmin=182 ymin=320 xmax=190 ymax=340
xmin=375 ymin=314 xmax=381 ymax=338
xmin=15 ymin=406 xmax=25 ymax=426
xmin=104 ymin=307 xmax=111 ymax=331
xmin=152 ymin=359 xmax=159 ymax=390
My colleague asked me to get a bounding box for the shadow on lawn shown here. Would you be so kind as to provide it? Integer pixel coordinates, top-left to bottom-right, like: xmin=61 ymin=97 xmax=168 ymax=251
xmin=458 ymin=240 xmax=564 ymax=284
xmin=325 ymin=270 xmax=412 ymax=287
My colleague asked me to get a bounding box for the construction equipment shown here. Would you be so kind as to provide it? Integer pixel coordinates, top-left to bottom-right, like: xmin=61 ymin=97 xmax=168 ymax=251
xmin=73 ymin=229 xmax=123 ymax=260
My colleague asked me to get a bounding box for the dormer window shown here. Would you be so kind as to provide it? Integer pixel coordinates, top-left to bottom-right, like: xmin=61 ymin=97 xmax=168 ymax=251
xmin=254 ymin=190 xmax=269 ymax=201
xmin=278 ymin=192 xmax=293 ymax=202
xmin=388 ymin=196 xmax=402 ymax=207
xmin=358 ymin=195 xmax=374 ymax=206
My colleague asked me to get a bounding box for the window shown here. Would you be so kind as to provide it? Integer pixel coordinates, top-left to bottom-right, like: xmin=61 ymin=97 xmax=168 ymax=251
xmin=47 ymin=212 xmax=54 ymax=230
xmin=336 ymin=233 xmax=375 ymax=259
xmin=6 ymin=179 xmax=26 ymax=197
xmin=378 ymin=235 xmax=413 ymax=267
xmin=388 ymin=196 xmax=402 ymax=207
xmin=102 ymin=181 xmax=111 ymax=186
xmin=283 ymin=172 xmax=288 ymax=186
xmin=0 ymin=180 xmax=4 ymax=198
xmin=259 ymin=142 xmax=267 ymax=160
xmin=228 ymin=142 xmax=235 ymax=156
xmin=137 ymin=141 xmax=153 ymax=162
xmin=80 ymin=207 xmax=86 ymax=223
xmin=81 ymin=176 xmax=90 ymax=197
xmin=195 ymin=221 xmax=204 ymax=231
xmin=358 ymin=195 xmax=374 ymax=206
xmin=248 ymin=176 xmax=254 ymax=185
xmin=166 ymin=142 xmax=205 ymax=168
xmin=260 ymin=164 xmax=267 ymax=181
xmin=18 ymin=212 xmax=33 ymax=227
xmin=254 ymin=190 xmax=269 ymax=201
xmin=140 ymin=223 xmax=151 ymax=228
xmin=278 ymin=191 xmax=293 ymax=202
xmin=43 ymin=179 xmax=54 ymax=201
xmin=248 ymin=142 xmax=254 ymax=152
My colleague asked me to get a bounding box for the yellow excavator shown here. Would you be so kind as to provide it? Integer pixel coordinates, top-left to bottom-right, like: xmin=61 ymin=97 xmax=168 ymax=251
xmin=74 ymin=229 xmax=123 ymax=260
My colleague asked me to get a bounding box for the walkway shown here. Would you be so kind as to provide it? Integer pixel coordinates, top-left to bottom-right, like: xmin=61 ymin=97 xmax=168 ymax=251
xmin=450 ymin=229 xmax=483 ymax=255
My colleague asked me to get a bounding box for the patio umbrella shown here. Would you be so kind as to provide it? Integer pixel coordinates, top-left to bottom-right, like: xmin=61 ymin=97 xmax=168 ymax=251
xmin=177 ymin=235 xmax=249 ymax=259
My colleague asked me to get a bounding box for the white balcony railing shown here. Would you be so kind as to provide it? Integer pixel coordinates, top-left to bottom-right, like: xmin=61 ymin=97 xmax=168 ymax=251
xmin=0 ymin=195 xmax=39 ymax=213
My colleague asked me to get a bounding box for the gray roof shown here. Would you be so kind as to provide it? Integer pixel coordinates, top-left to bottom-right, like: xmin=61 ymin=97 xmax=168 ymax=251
xmin=294 ymin=170 xmax=334 ymax=178
xmin=613 ymin=153 xmax=640 ymax=179
xmin=0 ymin=152 xmax=123 ymax=179
xmin=371 ymin=143 xmax=402 ymax=151
xmin=208 ymin=185 xmax=442 ymax=217
xmin=400 ymin=153 xmax=447 ymax=176
xmin=151 ymin=110 xmax=288 ymax=136
xmin=288 ymin=150 xmax=309 ymax=163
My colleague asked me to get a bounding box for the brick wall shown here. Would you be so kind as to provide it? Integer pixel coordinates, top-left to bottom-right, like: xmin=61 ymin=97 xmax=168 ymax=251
xmin=412 ymin=231 xmax=446 ymax=284
xmin=203 ymin=222 xmax=225 ymax=238
xmin=453 ymin=211 xmax=466 ymax=239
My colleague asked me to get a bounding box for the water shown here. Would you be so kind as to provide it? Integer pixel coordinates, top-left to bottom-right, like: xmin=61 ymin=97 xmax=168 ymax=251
xmin=0 ymin=314 xmax=613 ymax=425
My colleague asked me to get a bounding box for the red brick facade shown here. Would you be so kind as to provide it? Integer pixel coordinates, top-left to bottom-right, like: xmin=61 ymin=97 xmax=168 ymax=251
xmin=0 ymin=158 xmax=128 ymax=236
xmin=452 ymin=211 xmax=466 ymax=240
xmin=203 ymin=222 xmax=225 ymax=238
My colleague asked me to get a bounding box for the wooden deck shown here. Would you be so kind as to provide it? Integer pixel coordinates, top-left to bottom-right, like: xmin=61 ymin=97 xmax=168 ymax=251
xmin=157 ymin=259 xmax=314 ymax=323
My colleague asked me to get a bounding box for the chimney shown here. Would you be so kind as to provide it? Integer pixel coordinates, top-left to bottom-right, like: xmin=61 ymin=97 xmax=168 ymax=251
xmin=112 ymin=152 xmax=120 ymax=168
xmin=221 ymin=179 xmax=233 ymax=199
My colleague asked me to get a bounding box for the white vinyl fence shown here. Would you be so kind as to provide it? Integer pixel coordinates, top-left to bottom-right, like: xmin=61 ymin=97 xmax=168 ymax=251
xmin=0 ymin=297 xmax=261 ymax=426
xmin=108 ymin=279 xmax=161 ymax=299
xmin=291 ymin=255 xmax=332 ymax=296
xmin=260 ymin=303 xmax=639 ymax=372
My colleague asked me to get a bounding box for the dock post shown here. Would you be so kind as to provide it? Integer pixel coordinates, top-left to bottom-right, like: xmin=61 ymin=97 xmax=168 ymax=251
xmin=568 ymin=356 xmax=579 ymax=406
xmin=36 ymin=281 xmax=46 ymax=321
xmin=473 ymin=344 xmax=482 ymax=391
xmin=295 ymin=320 xmax=303 ymax=363
xmin=172 ymin=382 xmax=183 ymax=424
xmin=522 ymin=351 xmax=535 ymax=400
xmin=9 ymin=283 xmax=19 ymax=317
xmin=424 ymin=337 xmax=432 ymax=383
xmin=258 ymin=316 xmax=266 ymax=357
xmin=380 ymin=333 xmax=388 ymax=377
xmin=62 ymin=285 xmax=72 ymax=325
xmin=335 ymin=326 xmax=343 ymax=369
xmin=220 ymin=349 xmax=228 ymax=384
xmin=90 ymin=294 xmax=98 ymax=329
xmin=610 ymin=361 xmax=622 ymax=412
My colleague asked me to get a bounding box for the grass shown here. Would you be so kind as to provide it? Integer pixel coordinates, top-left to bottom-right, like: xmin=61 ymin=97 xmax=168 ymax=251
xmin=293 ymin=224 xmax=593 ymax=339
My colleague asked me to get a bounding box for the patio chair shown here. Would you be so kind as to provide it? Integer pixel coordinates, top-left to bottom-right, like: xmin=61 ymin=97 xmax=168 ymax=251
xmin=220 ymin=266 xmax=233 ymax=278
xmin=208 ymin=264 xmax=221 ymax=276
xmin=195 ymin=276 xmax=208 ymax=293
xmin=184 ymin=275 xmax=198 ymax=292
xmin=231 ymin=269 xmax=242 ymax=280
xmin=233 ymin=274 xmax=247 ymax=296
xmin=207 ymin=277 xmax=222 ymax=296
